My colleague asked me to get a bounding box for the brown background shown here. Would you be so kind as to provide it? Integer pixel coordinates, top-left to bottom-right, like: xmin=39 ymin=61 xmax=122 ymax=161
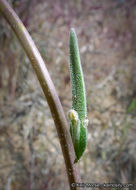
xmin=0 ymin=0 xmax=136 ymax=189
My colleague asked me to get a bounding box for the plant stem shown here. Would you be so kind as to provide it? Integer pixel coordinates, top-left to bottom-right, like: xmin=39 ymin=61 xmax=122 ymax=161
xmin=0 ymin=0 xmax=81 ymax=189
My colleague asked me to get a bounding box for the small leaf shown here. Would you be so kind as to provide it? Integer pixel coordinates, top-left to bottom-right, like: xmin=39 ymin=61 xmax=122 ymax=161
xmin=127 ymin=98 xmax=136 ymax=113
xmin=68 ymin=28 xmax=88 ymax=162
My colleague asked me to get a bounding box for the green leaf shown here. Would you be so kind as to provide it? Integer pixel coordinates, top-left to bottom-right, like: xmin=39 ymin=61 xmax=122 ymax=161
xmin=68 ymin=28 xmax=88 ymax=162
xmin=127 ymin=98 xmax=136 ymax=113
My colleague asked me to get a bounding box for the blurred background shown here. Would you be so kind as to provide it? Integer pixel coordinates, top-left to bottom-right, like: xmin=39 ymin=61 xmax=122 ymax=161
xmin=0 ymin=0 xmax=136 ymax=189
